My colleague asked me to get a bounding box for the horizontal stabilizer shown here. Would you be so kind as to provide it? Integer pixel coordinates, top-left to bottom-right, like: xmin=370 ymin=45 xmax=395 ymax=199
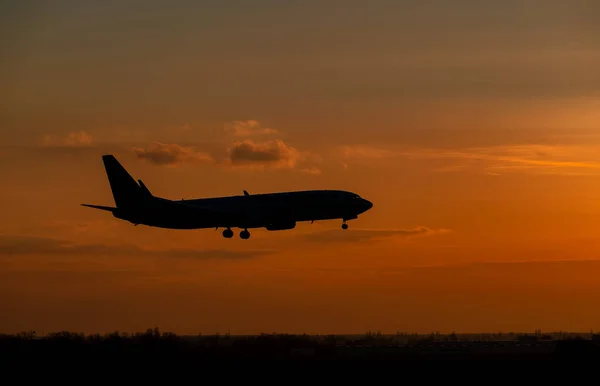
xmin=81 ymin=204 xmax=117 ymax=212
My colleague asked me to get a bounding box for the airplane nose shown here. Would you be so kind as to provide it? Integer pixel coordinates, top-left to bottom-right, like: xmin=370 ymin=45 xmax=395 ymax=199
xmin=362 ymin=198 xmax=373 ymax=210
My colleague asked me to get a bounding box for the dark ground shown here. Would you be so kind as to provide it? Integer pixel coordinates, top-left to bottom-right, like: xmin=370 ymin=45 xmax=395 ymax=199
xmin=2 ymin=328 xmax=600 ymax=364
xmin=2 ymin=334 xmax=598 ymax=383
xmin=3 ymin=330 xmax=597 ymax=382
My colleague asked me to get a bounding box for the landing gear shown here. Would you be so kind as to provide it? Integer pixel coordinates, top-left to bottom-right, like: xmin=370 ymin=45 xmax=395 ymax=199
xmin=222 ymin=227 xmax=250 ymax=239
xmin=222 ymin=228 xmax=234 ymax=238
xmin=342 ymin=221 xmax=348 ymax=230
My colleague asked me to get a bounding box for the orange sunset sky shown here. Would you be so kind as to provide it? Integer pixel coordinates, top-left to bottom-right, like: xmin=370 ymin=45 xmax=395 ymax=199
xmin=2 ymin=0 xmax=600 ymax=335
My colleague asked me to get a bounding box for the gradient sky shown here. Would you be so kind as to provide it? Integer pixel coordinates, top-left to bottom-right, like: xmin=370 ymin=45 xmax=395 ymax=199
xmin=2 ymin=0 xmax=600 ymax=335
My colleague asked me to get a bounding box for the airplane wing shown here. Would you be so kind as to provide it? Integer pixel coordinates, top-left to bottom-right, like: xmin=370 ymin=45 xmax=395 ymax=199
xmin=171 ymin=200 xmax=242 ymax=219
xmin=172 ymin=200 xmax=234 ymax=213
xmin=170 ymin=200 xmax=259 ymax=227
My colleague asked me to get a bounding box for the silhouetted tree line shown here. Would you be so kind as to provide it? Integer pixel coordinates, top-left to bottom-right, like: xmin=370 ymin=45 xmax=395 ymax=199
xmin=1 ymin=328 xmax=599 ymax=362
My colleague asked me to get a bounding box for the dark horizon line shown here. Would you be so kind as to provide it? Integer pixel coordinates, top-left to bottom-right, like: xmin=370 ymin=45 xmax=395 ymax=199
xmin=3 ymin=329 xmax=598 ymax=338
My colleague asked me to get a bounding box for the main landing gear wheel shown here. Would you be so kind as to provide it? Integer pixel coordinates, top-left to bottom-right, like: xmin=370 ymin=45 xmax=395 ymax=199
xmin=222 ymin=228 xmax=234 ymax=238
xmin=342 ymin=222 xmax=348 ymax=230
xmin=240 ymin=229 xmax=250 ymax=240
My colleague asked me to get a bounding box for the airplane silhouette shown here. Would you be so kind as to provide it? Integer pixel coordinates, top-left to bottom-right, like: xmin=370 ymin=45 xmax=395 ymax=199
xmin=82 ymin=155 xmax=373 ymax=239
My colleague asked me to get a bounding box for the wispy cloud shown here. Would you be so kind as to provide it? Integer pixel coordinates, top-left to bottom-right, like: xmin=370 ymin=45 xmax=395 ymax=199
xmin=299 ymin=167 xmax=322 ymax=175
xmin=224 ymin=120 xmax=278 ymax=137
xmin=341 ymin=145 xmax=399 ymax=160
xmin=133 ymin=142 xmax=214 ymax=166
xmin=302 ymin=226 xmax=450 ymax=243
xmin=41 ymin=131 xmax=93 ymax=147
xmin=310 ymin=259 xmax=600 ymax=276
xmin=0 ymin=234 xmax=274 ymax=259
xmin=341 ymin=144 xmax=600 ymax=175
xmin=0 ymin=220 xmax=118 ymax=238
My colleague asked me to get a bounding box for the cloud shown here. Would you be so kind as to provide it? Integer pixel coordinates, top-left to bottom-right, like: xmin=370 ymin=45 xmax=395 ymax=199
xmin=312 ymin=259 xmax=600 ymax=277
xmin=341 ymin=145 xmax=399 ymax=160
xmin=133 ymin=142 xmax=213 ymax=166
xmin=224 ymin=120 xmax=278 ymax=137
xmin=416 ymin=145 xmax=600 ymax=175
xmin=0 ymin=220 xmax=118 ymax=238
xmin=223 ymin=120 xmax=320 ymax=173
xmin=229 ymin=139 xmax=296 ymax=164
xmin=302 ymin=226 xmax=450 ymax=243
xmin=41 ymin=131 xmax=93 ymax=147
xmin=0 ymin=234 xmax=274 ymax=259
xmin=341 ymin=144 xmax=600 ymax=176
xmin=379 ymin=258 xmax=600 ymax=275
xmin=127 ymin=120 xmax=320 ymax=173
xmin=299 ymin=167 xmax=322 ymax=175
xmin=226 ymin=139 xmax=320 ymax=173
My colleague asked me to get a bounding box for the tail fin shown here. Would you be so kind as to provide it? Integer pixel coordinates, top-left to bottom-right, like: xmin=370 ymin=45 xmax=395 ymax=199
xmin=102 ymin=155 xmax=146 ymax=208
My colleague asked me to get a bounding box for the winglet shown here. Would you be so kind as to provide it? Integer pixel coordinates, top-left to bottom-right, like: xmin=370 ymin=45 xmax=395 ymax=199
xmin=243 ymin=190 xmax=250 ymax=196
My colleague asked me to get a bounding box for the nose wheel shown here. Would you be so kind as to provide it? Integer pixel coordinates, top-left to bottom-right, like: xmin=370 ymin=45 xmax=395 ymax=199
xmin=342 ymin=222 xmax=348 ymax=230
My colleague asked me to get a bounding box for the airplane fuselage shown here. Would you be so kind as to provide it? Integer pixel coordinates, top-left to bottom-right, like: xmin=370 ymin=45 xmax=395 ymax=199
xmin=113 ymin=189 xmax=372 ymax=231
